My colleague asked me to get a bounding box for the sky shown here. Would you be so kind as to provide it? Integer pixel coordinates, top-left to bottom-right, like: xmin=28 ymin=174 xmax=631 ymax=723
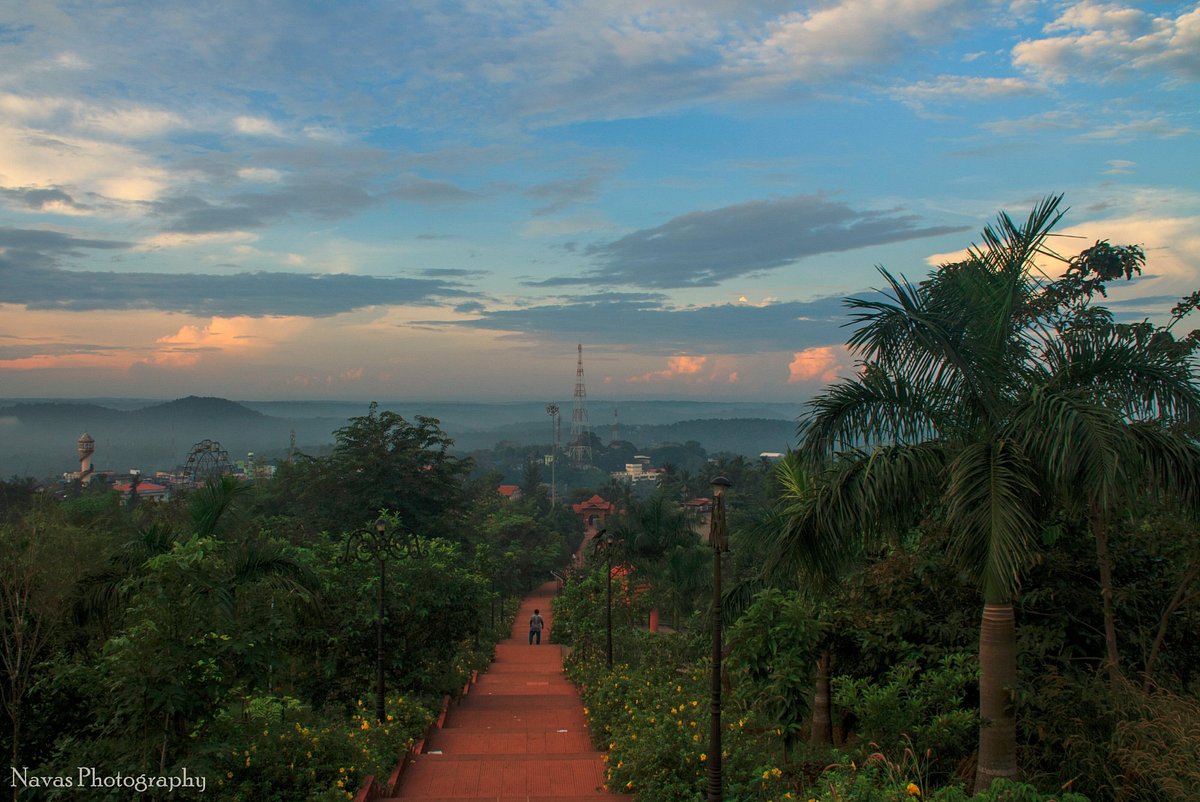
xmin=1 ymin=0 xmax=1198 ymax=404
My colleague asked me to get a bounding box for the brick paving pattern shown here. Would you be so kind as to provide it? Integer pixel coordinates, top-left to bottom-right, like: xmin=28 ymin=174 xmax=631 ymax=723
xmin=385 ymin=579 xmax=622 ymax=801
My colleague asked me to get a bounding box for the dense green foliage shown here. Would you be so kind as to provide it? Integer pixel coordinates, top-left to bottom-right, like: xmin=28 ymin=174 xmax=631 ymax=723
xmin=551 ymin=198 xmax=1199 ymax=802
xmin=1 ymin=408 xmax=579 ymax=800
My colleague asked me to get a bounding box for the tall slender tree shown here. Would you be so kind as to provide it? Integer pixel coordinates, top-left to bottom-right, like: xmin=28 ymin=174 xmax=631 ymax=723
xmin=793 ymin=195 xmax=1200 ymax=790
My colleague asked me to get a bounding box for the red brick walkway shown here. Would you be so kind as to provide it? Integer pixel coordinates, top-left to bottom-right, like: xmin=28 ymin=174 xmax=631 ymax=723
xmin=386 ymin=580 xmax=621 ymax=801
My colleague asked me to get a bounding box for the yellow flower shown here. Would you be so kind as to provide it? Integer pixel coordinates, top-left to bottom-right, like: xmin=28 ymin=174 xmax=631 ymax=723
xmin=771 ymin=767 xmax=782 ymax=778
xmin=907 ymin=782 xmax=921 ymax=797
xmin=700 ymin=753 xmax=707 ymax=762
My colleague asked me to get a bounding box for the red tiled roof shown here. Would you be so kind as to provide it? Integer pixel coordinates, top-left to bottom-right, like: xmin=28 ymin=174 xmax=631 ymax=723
xmin=113 ymin=481 xmax=167 ymax=493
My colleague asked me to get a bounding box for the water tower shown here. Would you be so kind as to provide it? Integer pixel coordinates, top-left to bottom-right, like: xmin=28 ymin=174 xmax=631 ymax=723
xmin=77 ymin=433 xmax=95 ymax=486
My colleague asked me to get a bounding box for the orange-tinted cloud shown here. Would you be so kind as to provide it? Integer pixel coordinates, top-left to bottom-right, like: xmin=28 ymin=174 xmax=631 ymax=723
xmin=787 ymin=346 xmax=846 ymax=385
xmin=627 ymin=355 xmax=739 ymax=385
xmin=629 ymin=355 xmax=707 ymax=384
xmin=0 ymin=352 xmax=136 ymax=371
xmin=147 ymin=316 xmax=310 ymax=367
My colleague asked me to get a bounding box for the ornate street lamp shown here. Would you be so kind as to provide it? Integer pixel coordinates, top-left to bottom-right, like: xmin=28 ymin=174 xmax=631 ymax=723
xmin=707 ymin=476 xmax=731 ymax=802
xmin=341 ymin=516 xmax=406 ymax=724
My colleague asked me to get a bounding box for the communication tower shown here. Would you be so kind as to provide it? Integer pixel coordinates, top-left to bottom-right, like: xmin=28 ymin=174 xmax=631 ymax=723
xmin=610 ymin=406 xmax=620 ymax=447
xmin=568 ymin=344 xmax=592 ymax=467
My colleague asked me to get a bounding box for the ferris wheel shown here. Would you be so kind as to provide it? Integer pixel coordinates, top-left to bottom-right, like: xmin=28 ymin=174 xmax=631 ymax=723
xmin=182 ymin=439 xmax=232 ymax=483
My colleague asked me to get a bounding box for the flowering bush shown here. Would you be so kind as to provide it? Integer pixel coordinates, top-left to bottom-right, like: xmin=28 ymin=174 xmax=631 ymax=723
xmin=806 ymin=763 xmax=1089 ymax=802
xmin=209 ymin=693 xmax=435 ymax=802
xmin=567 ymin=631 xmax=796 ymax=802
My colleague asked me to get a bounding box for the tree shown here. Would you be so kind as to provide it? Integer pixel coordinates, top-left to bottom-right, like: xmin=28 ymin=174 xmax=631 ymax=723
xmin=0 ymin=507 xmax=85 ymax=773
xmin=794 ymin=195 xmax=1200 ymax=790
xmin=284 ymin=403 xmax=472 ymax=538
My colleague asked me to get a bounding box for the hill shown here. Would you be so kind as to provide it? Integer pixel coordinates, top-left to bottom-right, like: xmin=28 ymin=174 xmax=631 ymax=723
xmin=0 ymin=396 xmax=801 ymax=480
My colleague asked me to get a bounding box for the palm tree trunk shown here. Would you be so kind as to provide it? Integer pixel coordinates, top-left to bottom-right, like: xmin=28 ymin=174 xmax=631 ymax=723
xmin=975 ymin=601 xmax=1019 ymax=792
xmin=1091 ymin=507 xmax=1121 ymax=689
xmin=809 ymin=650 xmax=833 ymax=746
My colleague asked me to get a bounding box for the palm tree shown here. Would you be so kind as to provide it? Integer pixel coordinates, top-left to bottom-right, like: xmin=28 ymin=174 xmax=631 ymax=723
xmin=793 ymin=195 xmax=1200 ymax=790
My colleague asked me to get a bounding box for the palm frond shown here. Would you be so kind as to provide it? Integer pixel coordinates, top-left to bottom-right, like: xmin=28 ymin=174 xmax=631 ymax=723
xmin=1008 ymin=386 xmax=1127 ymax=512
xmin=944 ymin=440 xmax=1040 ymax=602
xmin=189 ymin=475 xmax=250 ymax=539
xmin=813 ymin=442 xmax=948 ymax=543
xmin=798 ymin=367 xmax=954 ymax=463
xmin=1126 ymin=422 xmax=1200 ymax=512
xmin=1042 ymin=323 xmax=1200 ymax=426
xmin=846 ymin=268 xmax=981 ymax=400
xmin=970 ymin=194 xmax=1067 ymax=279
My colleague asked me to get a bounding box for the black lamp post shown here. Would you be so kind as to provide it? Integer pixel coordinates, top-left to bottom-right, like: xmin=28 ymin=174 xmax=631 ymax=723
xmin=707 ymin=476 xmax=731 ymax=802
xmin=603 ymin=530 xmax=614 ymax=670
xmin=342 ymin=516 xmax=405 ymax=724
xmin=593 ymin=529 xmax=615 ymax=670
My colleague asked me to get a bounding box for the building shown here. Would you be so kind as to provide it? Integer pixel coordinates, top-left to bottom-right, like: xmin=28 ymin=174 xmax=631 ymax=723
xmin=572 ymin=494 xmax=616 ymax=530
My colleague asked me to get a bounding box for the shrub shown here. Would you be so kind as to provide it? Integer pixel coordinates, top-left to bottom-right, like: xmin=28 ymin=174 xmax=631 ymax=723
xmin=208 ymin=693 xmax=434 ymax=802
xmin=833 ymin=652 xmax=979 ymax=785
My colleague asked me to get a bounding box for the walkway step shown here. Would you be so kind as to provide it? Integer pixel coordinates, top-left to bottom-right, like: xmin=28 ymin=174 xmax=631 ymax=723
xmin=429 ymin=729 xmax=594 ymax=754
xmin=386 ymin=579 xmax=620 ymax=800
xmin=394 ymin=753 xmax=607 ymax=798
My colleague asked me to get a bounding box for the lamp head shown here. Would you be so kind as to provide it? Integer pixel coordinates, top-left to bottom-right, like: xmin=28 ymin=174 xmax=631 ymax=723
xmin=374 ymin=517 xmax=387 ymax=534
xmin=709 ymin=475 xmax=732 ymax=498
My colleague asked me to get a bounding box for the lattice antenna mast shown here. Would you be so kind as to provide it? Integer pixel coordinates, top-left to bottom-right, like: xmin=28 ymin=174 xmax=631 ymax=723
xmin=546 ymin=403 xmax=560 ymax=506
xmin=569 ymin=343 xmax=592 ymax=467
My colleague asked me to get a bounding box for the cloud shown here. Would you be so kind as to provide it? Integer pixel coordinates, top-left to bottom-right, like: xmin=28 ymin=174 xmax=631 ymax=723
xmin=1013 ymin=3 xmax=1200 ymax=83
xmin=152 ymin=179 xmax=380 ymax=234
xmin=0 ymin=226 xmax=473 ymax=316
xmin=737 ymin=0 xmax=976 ymax=83
xmin=147 ymin=315 xmax=312 ymax=367
xmin=443 ymin=292 xmax=862 ymax=354
xmin=979 ymin=107 xmax=1192 ymax=142
xmin=525 ymin=171 xmax=609 ymax=216
xmin=627 ymin=354 xmax=741 ymax=387
xmin=530 ymin=195 xmax=966 ymax=289
xmin=787 ymin=345 xmax=850 ymax=385
xmin=0 ymin=122 xmax=169 ymax=202
xmin=388 ymin=177 xmax=480 ymax=204
xmin=0 ymin=185 xmax=91 ymax=214
xmin=234 ymin=116 xmax=286 ymax=137
xmin=892 ymin=75 xmax=1040 ymax=110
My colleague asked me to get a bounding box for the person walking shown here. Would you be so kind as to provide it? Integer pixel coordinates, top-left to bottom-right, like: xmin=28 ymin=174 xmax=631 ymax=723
xmin=529 ymin=608 xmax=545 ymax=645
